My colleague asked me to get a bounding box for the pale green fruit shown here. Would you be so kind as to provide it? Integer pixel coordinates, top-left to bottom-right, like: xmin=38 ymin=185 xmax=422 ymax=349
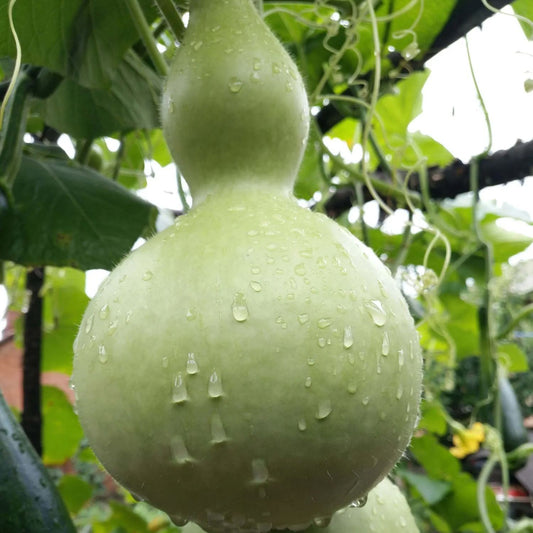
xmin=72 ymin=190 xmax=423 ymax=532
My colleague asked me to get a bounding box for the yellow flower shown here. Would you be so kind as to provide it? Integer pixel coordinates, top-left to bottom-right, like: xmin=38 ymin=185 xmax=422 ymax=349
xmin=450 ymin=422 xmax=485 ymax=459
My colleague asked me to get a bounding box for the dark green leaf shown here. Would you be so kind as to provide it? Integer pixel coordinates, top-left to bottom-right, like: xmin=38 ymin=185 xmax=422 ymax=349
xmin=0 ymin=0 xmax=157 ymax=88
xmin=401 ymin=470 xmax=451 ymax=505
xmin=513 ymin=0 xmax=533 ymax=40
xmin=497 ymin=343 xmax=529 ymax=373
xmin=42 ymin=386 xmax=84 ymax=466
xmin=92 ymin=502 xmax=149 ymax=533
xmin=418 ymin=401 xmax=448 ymax=436
xmin=36 ymin=51 xmax=162 ymax=138
xmin=410 ymin=433 xmax=461 ymax=480
xmin=0 ymin=155 xmax=156 ymax=270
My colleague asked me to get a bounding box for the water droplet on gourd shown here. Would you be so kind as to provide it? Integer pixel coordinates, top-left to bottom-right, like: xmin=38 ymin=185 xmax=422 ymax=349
xmin=142 ymin=271 xmax=153 ymax=281
xmin=350 ymin=495 xmax=368 ymax=508
xmin=298 ymin=418 xmax=307 ymax=431
xmin=250 ymin=71 xmax=261 ymax=83
xmin=251 ymin=458 xmax=269 ymax=484
xmin=361 ymin=396 xmax=370 ymax=406
xmin=317 ymin=318 xmax=332 ymax=329
xmin=232 ymin=292 xmax=249 ymax=322
xmin=99 ymin=304 xmax=109 ymax=320
xmin=272 ymin=62 xmax=281 ymax=74
xmin=125 ymin=310 xmax=132 ymax=324
xmin=343 ymin=326 xmax=354 ymax=348
xmin=170 ymin=435 xmax=194 ymax=464
xmin=186 ymin=353 xmax=199 ymax=375
xmin=107 ymin=320 xmax=118 ymax=336
xmin=225 ymin=47 xmax=234 ymax=55
xmin=364 ymin=299 xmax=387 ymax=326
xmin=294 ymin=263 xmax=306 ymax=276
xmin=170 ymin=515 xmax=189 ymax=527
xmin=119 ymin=274 xmax=127 ymax=283
xmin=193 ymin=40 xmax=203 ymax=50
xmin=398 ymin=348 xmax=405 ymax=368
xmin=396 ymin=384 xmax=403 ymax=400
xmin=313 ymin=517 xmax=331 ymax=528
xmin=347 ymin=382 xmax=358 ymax=394
xmin=307 ymin=356 xmax=315 ymax=366
xmin=304 ymin=376 xmax=312 ymax=388
xmin=348 ymin=353 xmax=356 ymax=365
xmin=298 ymin=313 xmax=309 ymax=325
xmin=186 ymin=308 xmax=197 ymax=321
xmin=399 ymin=516 xmax=407 ymax=527
xmin=250 ymin=280 xmax=262 ymax=292
xmin=317 ymin=337 xmax=327 ymax=348
xmin=285 ymin=82 xmax=293 ymax=92
xmin=210 ymin=413 xmax=228 ymax=444
xmin=228 ymin=77 xmax=243 ymax=93
xmin=162 ymin=356 xmax=169 ymax=368
xmin=172 ymin=373 xmax=188 ymax=404
xmin=315 ymin=399 xmax=332 ymax=420
xmin=208 ymin=370 xmax=224 ymax=398
xmin=85 ymin=314 xmax=94 ymax=333
xmin=98 ymin=344 xmax=108 ymax=364
xmin=251 ymin=266 xmax=261 ymax=274
xmin=211 ymin=24 xmax=221 ymax=32
xmin=381 ymin=332 xmax=390 ymax=356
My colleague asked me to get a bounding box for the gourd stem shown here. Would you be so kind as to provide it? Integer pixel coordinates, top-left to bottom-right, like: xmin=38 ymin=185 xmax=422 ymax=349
xmin=154 ymin=0 xmax=186 ymax=42
xmin=126 ymin=0 xmax=169 ymax=76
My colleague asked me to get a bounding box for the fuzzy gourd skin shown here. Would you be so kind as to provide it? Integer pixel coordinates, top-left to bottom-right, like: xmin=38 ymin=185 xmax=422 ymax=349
xmin=181 ymin=478 xmax=421 ymax=533
xmin=72 ymin=1 xmax=423 ymax=531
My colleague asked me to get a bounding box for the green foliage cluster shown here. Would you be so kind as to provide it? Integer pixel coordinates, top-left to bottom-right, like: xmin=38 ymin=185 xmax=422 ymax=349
xmin=1 ymin=1 xmax=533 ymax=532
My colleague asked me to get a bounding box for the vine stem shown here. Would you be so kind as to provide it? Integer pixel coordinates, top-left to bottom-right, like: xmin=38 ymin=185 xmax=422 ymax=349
xmin=154 ymin=0 xmax=186 ymax=42
xmin=496 ymin=302 xmax=533 ymax=340
xmin=126 ymin=0 xmax=169 ymax=77
xmin=476 ymin=452 xmax=498 ymax=533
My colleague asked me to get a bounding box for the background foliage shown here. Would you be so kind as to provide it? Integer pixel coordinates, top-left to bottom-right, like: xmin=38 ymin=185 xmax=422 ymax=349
xmin=1 ymin=1 xmax=532 ymax=532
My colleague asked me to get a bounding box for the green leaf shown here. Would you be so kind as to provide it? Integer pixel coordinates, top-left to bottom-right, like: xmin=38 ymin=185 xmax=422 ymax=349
xmin=92 ymin=502 xmax=149 ymax=533
xmin=480 ymin=215 xmax=533 ymax=264
xmin=418 ymin=401 xmax=448 ymax=435
xmin=57 ymin=475 xmax=93 ymax=514
xmin=513 ymin=0 xmax=533 ymax=40
xmin=42 ymin=268 xmax=89 ymax=374
xmin=0 ymin=0 xmax=157 ymax=88
xmin=0 ymin=155 xmax=156 ymax=271
xmin=401 ymin=470 xmax=451 ymax=505
xmin=497 ymin=343 xmax=529 ymax=373
xmin=36 ymin=51 xmax=162 ymax=138
xmin=410 ymin=433 xmax=461 ymax=480
xmin=42 ymin=386 xmax=83 ymax=466
xmin=294 ymin=125 xmax=325 ymax=200
xmin=433 ymin=473 xmax=504 ymax=532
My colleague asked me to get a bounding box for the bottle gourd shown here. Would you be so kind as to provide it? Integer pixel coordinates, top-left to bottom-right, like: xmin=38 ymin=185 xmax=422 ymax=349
xmin=72 ymin=1 xmax=423 ymax=532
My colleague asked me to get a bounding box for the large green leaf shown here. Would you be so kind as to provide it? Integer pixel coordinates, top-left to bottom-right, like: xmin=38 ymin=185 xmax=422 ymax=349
xmin=513 ymin=0 xmax=533 ymax=40
xmin=0 ymin=0 xmax=157 ymax=88
xmin=57 ymin=475 xmax=93 ymax=515
xmin=42 ymin=385 xmax=83 ymax=466
xmin=0 ymin=154 xmax=157 ymax=270
xmin=36 ymin=51 xmax=162 ymax=138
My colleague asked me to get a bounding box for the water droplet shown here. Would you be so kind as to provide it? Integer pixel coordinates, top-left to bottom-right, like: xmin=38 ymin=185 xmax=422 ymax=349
xmin=98 ymin=344 xmax=108 ymax=364
xmin=304 ymin=376 xmax=312 ymax=388
xmin=107 ymin=320 xmax=118 ymax=336
xmin=253 ymin=57 xmax=262 ymax=70
xmin=299 ymin=249 xmax=313 ymax=258
xmin=343 ymin=325 xmax=354 ymax=348
xmin=396 ymin=384 xmax=403 ymax=400
xmin=170 ymin=515 xmax=189 ymax=527
xmin=361 ymin=396 xmax=370 ymax=406
xmin=377 ymin=280 xmax=387 ymax=298
xmin=170 ymin=435 xmax=194 ymax=464
xmin=228 ymin=77 xmax=243 ymax=93
xmin=317 ymin=318 xmax=332 ymax=329
xmin=232 ymin=292 xmax=249 ymax=322
xmin=313 ymin=517 xmax=331 ymax=528
xmin=272 ymin=62 xmax=281 ymax=74
xmin=285 ymin=82 xmax=293 ymax=92
xmin=208 ymin=370 xmax=224 ymax=398
xmin=316 ymin=399 xmax=332 ymax=420
xmin=380 ymin=411 xmax=387 ymax=420
xmin=317 ymin=337 xmax=327 ymax=348
xmin=294 ymin=263 xmax=306 ymax=276
xmin=347 ymin=382 xmax=358 ymax=394
xmin=409 ymin=339 xmax=415 ymax=360
xmin=250 ymin=280 xmax=262 ymax=292
xmin=186 ymin=308 xmax=197 ymax=321
xmin=307 ymin=356 xmax=315 ymax=366
xmin=381 ymin=332 xmax=390 ymax=356
xmin=142 ymin=271 xmax=153 ymax=281
xmin=224 ymin=47 xmax=234 ymax=54
xmin=172 ymin=373 xmax=188 ymax=404
xmin=364 ymin=299 xmax=387 ymax=326
xmin=350 ymin=495 xmax=368 ymax=508
xmin=210 ymin=413 xmax=228 ymax=444
xmin=119 ymin=274 xmax=127 ymax=283
xmin=251 ymin=266 xmax=261 ymax=274
xmin=186 ymin=353 xmax=199 ymax=375
xmin=298 ymin=313 xmax=309 ymax=325
xmin=84 ymin=314 xmax=94 ymax=333
xmin=251 ymin=458 xmax=269 ymax=484
xmin=125 ymin=310 xmax=132 ymax=324
xmin=298 ymin=418 xmax=307 ymax=431
xmin=193 ymin=40 xmax=203 ymax=50
xmin=162 ymin=356 xmax=169 ymax=368
xmin=99 ymin=304 xmax=109 ymax=320
xmin=398 ymin=348 xmax=405 ymax=368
